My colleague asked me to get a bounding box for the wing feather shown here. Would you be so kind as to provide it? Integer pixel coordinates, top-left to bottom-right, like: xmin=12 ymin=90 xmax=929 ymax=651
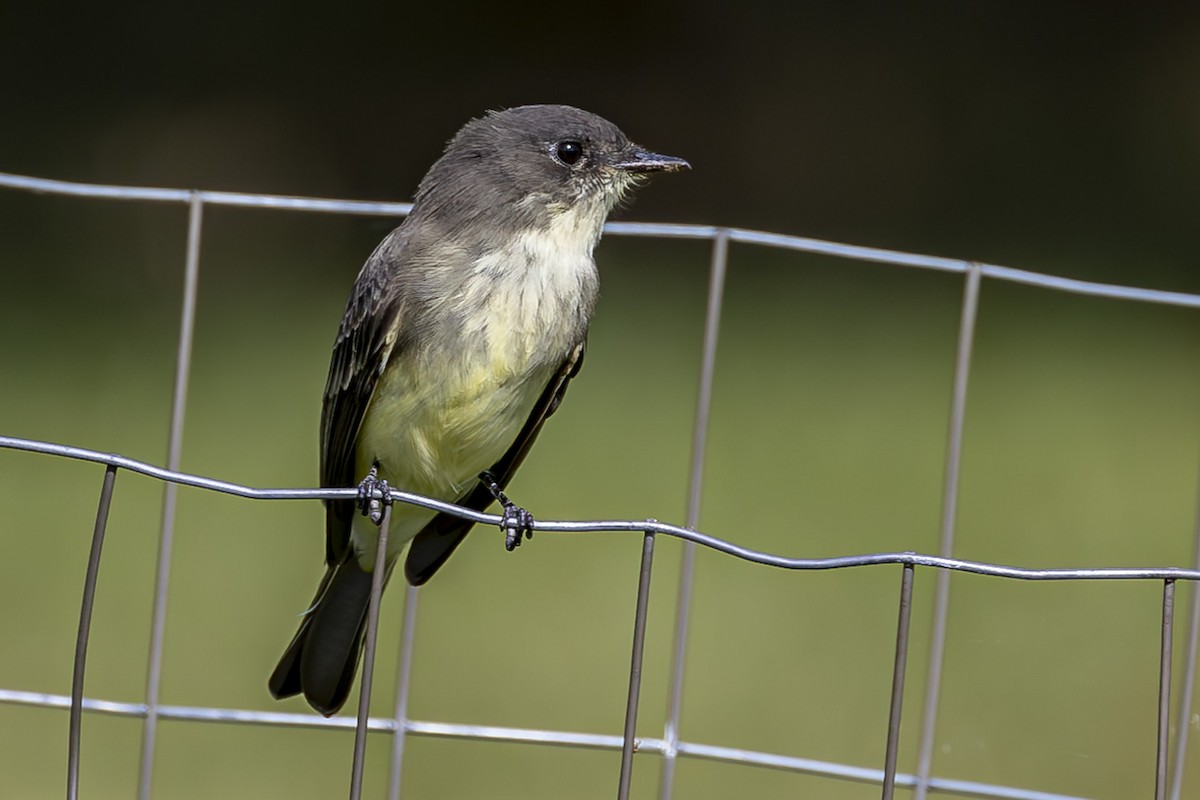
xmin=320 ymin=234 xmax=407 ymax=565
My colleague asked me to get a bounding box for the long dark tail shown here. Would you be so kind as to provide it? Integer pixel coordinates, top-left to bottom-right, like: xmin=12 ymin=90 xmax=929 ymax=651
xmin=268 ymin=556 xmax=375 ymax=717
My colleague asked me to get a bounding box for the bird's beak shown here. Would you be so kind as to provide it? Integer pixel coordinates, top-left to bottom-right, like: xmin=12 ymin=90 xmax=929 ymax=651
xmin=612 ymin=147 xmax=691 ymax=173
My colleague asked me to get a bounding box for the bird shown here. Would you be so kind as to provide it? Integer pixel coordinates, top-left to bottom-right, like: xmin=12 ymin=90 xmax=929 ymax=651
xmin=268 ymin=104 xmax=688 ymax=716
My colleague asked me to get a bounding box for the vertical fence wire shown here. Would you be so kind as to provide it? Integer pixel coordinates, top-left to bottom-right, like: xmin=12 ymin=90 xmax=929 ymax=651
xmin=618 ymin=531 xmax=658 ymax=800
xmin=1168 ymin=476 xmax=1200 ymax=800
xmin=913 ymin=262 xmax=983 ymax=799
xmin=658 ymin=229 xmax=729 ymax=799
xmin=351 ymin=504 xmax=393 ymax=800
xmin=1157 ymin=580 xmax=1176 ymax=800
xmin=881 ymin=563 xmax=915 ymax=800
xmin=137 ymin=194 xmax=204 ymax=800
xmin=387 ymin=583 xmax=421 ymax=800
xmin=67 ymin=464 xmax=119 ymax=800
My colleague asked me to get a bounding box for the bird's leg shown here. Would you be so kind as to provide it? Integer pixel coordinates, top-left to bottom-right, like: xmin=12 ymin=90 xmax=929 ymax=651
xmin=357 ymin=463 xmax=392 ymax=526
xmin=478 ymin=470 xmax=534 ymax=551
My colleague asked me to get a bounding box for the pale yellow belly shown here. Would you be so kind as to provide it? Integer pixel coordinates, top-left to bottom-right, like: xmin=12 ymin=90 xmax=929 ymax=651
xmin=350 ymin=351 xmax=556 ymax=568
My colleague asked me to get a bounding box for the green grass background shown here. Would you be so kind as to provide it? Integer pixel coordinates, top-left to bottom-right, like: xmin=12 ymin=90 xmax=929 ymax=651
xmin=2 ymin=192 xmax=1199 ymax=799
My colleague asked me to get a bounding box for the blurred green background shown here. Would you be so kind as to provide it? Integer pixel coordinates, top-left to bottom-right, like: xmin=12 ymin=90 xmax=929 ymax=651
xmin=3 ymin=3 xmax=1200 ymax=799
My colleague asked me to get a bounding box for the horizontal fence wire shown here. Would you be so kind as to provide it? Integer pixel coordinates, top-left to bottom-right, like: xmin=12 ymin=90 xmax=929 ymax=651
xmin=3 ymin=434 xmax=1198 ymax=582
xmin=2 ymin=170 xmax=1199 ymax=800
xmin=4 ymin=170 xmax=1200 ymax=308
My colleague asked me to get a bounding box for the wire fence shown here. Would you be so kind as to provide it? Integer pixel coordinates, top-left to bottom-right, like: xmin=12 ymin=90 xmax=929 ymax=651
xmin=1 ymin=170 xmax=1198 ymax=800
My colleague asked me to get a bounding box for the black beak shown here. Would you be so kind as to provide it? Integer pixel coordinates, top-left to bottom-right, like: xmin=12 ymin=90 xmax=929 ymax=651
xmin=612 ymin=147 xmax=690 ymax=173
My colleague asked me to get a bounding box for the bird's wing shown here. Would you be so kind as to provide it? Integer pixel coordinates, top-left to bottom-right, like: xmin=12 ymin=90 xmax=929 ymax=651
xmin=403 ymin=340 xmax=586 ymax=585
xmin=320 ymin=238 xmax=407 ymax=565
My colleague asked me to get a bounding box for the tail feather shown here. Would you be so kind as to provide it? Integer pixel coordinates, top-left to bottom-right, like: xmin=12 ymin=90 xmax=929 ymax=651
xmin=268 ymin=557 xmax=376 ymax=717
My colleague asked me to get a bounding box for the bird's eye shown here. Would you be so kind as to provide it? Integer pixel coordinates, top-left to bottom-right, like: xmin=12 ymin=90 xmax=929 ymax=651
xmin=554 ymin=141 xmax=584 ymax=166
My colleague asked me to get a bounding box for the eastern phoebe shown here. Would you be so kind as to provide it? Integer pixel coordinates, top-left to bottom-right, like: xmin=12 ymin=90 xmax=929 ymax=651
xmin=268 ymin=105 xmax=688 ymax=716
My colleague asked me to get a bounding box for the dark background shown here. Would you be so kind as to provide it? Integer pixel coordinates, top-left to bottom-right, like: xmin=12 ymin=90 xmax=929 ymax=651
xmin=2 ymin=4 xmax=1200 ymax=799
xmin=4 ymin=3 xmax=1200 ymax=289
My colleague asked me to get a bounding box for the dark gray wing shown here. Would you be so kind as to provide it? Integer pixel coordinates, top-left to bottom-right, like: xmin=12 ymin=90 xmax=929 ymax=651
xmin=320 ymin=234 xmax=407 ymax=565
xmin=403 ymin=341 xmax=586 ymax=585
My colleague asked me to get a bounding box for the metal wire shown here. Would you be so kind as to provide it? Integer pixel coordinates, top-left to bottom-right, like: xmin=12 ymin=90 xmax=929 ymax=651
xmin=1169 ymin=470 xmax=1200 ymax=800
xmin=387 ymin=583 xmax=421 ymax=800
xmin=6 ymin=434 xmax=1199 ymax=581
xmin=2 ymin=678 xmax=1106 ymax=800
xmin=67 ymin=465 xmax=118 ymax=800
xmin=352 ymin=504 xmax=393 ymax=799
xmin=137 ymin=190 xmax=203 ymax=800
xmin=882 ymin=564 xmax=915 ymax=800
xmin=3 ymin=170 xmax=1200 ymax=800
xmin=1157 ymin=580 xmax=1176 ymax=800
xmin=618 ymin=532 xmax=658 ymax=800
xmin=915 ymin=261 xmax=984 ymax=799
xmin=660 ymin=228 xmax=730 ymax=800
xmin=5 ymin=170 xmax=1200 ymax=310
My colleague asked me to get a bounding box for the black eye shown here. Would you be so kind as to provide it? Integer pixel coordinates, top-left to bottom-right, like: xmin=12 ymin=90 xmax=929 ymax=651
xmin=555 ymin=140 xmax=584 ymax=166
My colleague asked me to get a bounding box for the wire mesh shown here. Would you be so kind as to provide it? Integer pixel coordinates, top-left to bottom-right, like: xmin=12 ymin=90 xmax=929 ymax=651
xmin=1 ymin=169 xmax=1198 ymax=800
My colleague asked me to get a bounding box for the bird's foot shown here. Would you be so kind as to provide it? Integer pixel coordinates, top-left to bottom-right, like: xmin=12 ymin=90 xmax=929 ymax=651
xmin=478 ymin=470 xmax=535 ymax=551
xmin=357 ymin=465 xmax=392 ymax=526
xmin=500 ymin=504 xmax=535 ymax=552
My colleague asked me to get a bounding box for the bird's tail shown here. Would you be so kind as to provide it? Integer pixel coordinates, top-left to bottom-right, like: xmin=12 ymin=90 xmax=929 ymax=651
xmin=268 ymin=555 xmax=377 ymax=717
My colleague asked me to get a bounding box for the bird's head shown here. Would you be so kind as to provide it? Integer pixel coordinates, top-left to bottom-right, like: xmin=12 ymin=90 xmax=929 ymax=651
xmin=411 ymin=104 xmax=688 ymax=237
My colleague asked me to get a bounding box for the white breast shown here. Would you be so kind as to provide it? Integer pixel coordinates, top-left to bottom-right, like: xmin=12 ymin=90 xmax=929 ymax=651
xmin=352 ymin=202 xmax=602 ymax=562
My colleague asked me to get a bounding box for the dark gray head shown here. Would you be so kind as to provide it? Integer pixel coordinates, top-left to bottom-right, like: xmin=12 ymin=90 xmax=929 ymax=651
xmin=408 ymin=105 xmax=688 ymax=236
